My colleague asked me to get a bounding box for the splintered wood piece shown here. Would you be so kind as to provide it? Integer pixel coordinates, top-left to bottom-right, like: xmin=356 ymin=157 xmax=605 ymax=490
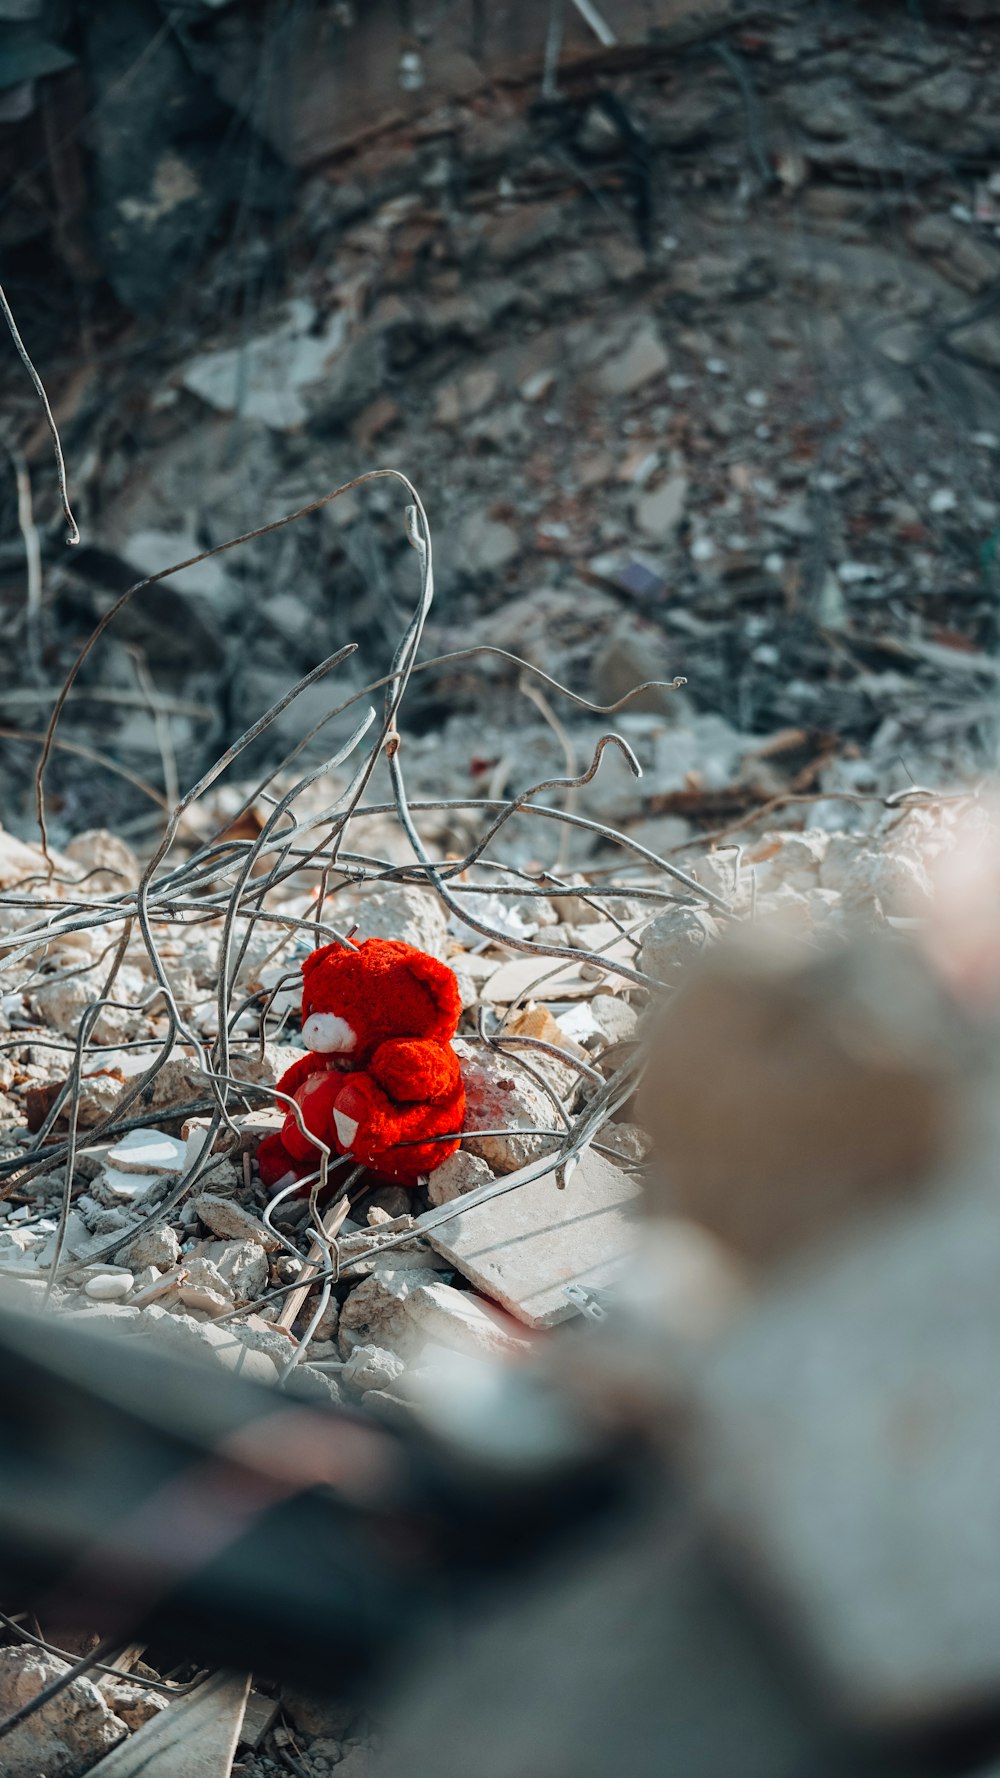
xmin=87 ymin=1670 xmax=251 ymax=1777
xmin=277 ymin=1195 xmax=351 ymax=1332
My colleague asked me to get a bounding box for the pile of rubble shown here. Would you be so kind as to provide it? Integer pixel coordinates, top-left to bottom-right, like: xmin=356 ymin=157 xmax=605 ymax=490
xmin=0 ymin=762 xmax=992 ymax=1775
xmin=3 ymin=2 xmax=1000 ymax=837
xmin=0 ymin=601 xmax=985 ymax=1771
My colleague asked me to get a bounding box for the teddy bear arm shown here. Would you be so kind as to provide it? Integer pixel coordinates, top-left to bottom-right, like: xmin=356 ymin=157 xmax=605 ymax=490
xmin=275 ymin=1052 xmax=328 ymax=1098
xmin=367 ymin=1038 xmax=461 ymax=1104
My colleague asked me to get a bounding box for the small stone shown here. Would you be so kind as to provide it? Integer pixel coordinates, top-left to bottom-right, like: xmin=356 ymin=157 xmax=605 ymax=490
xmin=338 ymin=886 xmax=448 ymax=960
xmin=820 ymin=840 xmax=934 ymax=918
xmin=58 ymin=1302 xmax=142 ymax=1330
xmin=342 ymin=1343 xmax=406 ymax=1392
xmin=85 ymin=1272 xmax=134 ymax=1301
xmin=178 ymin=1283 xmax=232 ymax=1317
xmin=64 ymin=830 xmax=140 ymax=893
xmin=339 ymin=1259 xmax=440 ymax=1356
xmin=287 ymin=1365 xmax=342 ymax=1407
xmin=280 ymin=1689 xmax=356 ymax=1740
xmin=363 ymin=1185 xmax=412 ymax=1221
xmin=639 ymin=908 xmax=719 ymax=983
xmin=204 ymin=1238 xmax=268 ymax=1301
xmin=130 ymin=1266 xmax=162 ymax=1294
xmin=587 ymin=995 xmax=640 ymax=1046
xmin=29 ymin=975 xmax=132 ymax=1045
xmin=435 ymin=367 xmax=498 ymax=426
xmin=183 ymin=1255 xmax=233 ymax=1298
xmin=98 ymin=1677 xmax=167 ymax=1733
xmin=427 ymin=1149 xmax=495 ymax=1207
xmin=520 ymin=369 xmax=554 ymax=402
xmin=595 ymin=322 xmax=670 ymax=397
xmin=181 ymin=299 xmax=346 ymax=430
xmin=189 ymin=1192 xmax=280 ymax=1250
xmin=0 ymin=1227 xmax=45 ymax=1271
xmin=634 ymin=473 xmax=688 ymax=540
xmin=454 ymin=511 xmax=521 ymax=576
xmin=748 ymin=830 xmax=829 ymax=895
xmin=600 ymin=1122 xmax=652 ymax=1165
xmin=123 ymin=1222 xmax=179 ymax=1271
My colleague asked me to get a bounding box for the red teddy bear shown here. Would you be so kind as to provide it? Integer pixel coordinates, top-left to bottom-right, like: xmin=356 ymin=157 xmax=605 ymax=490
xmin=256 ymin=938 xmax=465 ymax=1190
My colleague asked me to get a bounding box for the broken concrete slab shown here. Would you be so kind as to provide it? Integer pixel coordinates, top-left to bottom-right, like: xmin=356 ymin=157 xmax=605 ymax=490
xmin=422 ymin=1149 xmax=642 ymax=1328
xmin=406 ymin=1279 xmax=531 ymax=1359
xmin=685 ymin=1175 xmax=1000 ymax=1725
xmin=104 ymin=1129 xmax=188 ymax=1174
xmin=481 ymin=942 xmax=634 ymax=1004
xmin=181 ymin=300 xmax=345 ymax=430
xmin=189 ymin=1193 xmax=280 ymax=1250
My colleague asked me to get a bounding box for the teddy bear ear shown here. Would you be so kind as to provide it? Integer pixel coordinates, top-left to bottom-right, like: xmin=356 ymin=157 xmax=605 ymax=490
xmin=301 ymin=943 xmax=341 ymax=978
xmin=402 ymin=949 xmax=462 ymax=1025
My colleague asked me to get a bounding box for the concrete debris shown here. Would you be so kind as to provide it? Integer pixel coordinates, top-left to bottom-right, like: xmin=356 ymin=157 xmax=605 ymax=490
xmin=122 ymin=1222 xmax=180 ymax=1271
xmin=425 ymin=1149 xmax=643 ymax=1328
xmin=97 ymin=1680 xmax=167 ymax=1734
xmin=342 ymin=1343 xmax=406 ymax=1393
xmin=594 ymin=322 xmax=670 ymax=397
xmin=0 ymin=1648 xmax=127 ymax=1777
xmin=182 ymin=300 xmax=345 ymax=430
xmin=338 ymin=1255 xmax=444 ymax=1357
xmin=1 ymin=15 xmax=999 ymax=1758
xmin=639 ymin=907 xmax=719 ymax=983
xmin=407 ymin=1279 xmax=531 ymax=1358
xmin=426 ymin=1148 xmax=495 ymax=1207
xmin=104 ymin=1130 xmax=188 ymax=1174
xmin=189 ymin=1193 xmax=281 ymax=1250
xmin=337 ymin=886 xmax=449 ymax=959
xmin=64 ymin=831 xmax=140 ymax=893
xmin=201 ymin=1237 xmax=268 ymax=1301
xmin=482 ymin=947 xmax=633 ymax=1004
xmin=93 ymin=1168 xmax=164 ymax=1207
xmin=84 ymin=1272 xmax=134 ymax=1301
xmin=455 ymin=1040 xmax=563 ymax=1174
xmin=137 ymin=1305 xmax=280 ymax=1384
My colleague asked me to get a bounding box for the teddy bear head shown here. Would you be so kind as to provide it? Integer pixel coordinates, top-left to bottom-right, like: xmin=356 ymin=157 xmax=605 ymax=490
xmin=297 ymin=937 xmax=461 ymax=1062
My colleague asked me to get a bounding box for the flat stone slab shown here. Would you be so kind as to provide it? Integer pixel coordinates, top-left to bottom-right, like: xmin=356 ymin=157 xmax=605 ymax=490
xmin=482 ymin=944 xmax=634 ymax=1004
xmin=686 ymin=1178 xmax=1000 ymax=1725
xmin=423 ymin=1150 xmax=642 ymax=1328
xmin=88 ymin=1671 xmax=250 ymax=1777
xmin=106 ymin=1129 xmax=188 ymax=1174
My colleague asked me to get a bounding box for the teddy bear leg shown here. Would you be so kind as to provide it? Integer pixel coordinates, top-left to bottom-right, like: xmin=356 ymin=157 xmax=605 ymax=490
xmin=257 ymin=1129 xmax=302 ymax=1189
xmin=329 ymin=1074 xmax=386 ymax=1163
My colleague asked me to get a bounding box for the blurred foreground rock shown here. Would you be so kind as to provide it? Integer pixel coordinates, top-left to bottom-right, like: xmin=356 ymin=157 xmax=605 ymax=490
xmin=0 ymin=1648 xmax=127 ymax=1777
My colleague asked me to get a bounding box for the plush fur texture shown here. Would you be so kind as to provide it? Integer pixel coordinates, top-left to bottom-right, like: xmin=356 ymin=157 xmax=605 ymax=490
xmin=257 ymin=938 xmax=465 ymax=1189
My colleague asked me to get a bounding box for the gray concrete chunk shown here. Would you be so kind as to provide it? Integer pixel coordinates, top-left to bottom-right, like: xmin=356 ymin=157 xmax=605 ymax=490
xmin=422 ymin=1150 xmax=642 ymax=1328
